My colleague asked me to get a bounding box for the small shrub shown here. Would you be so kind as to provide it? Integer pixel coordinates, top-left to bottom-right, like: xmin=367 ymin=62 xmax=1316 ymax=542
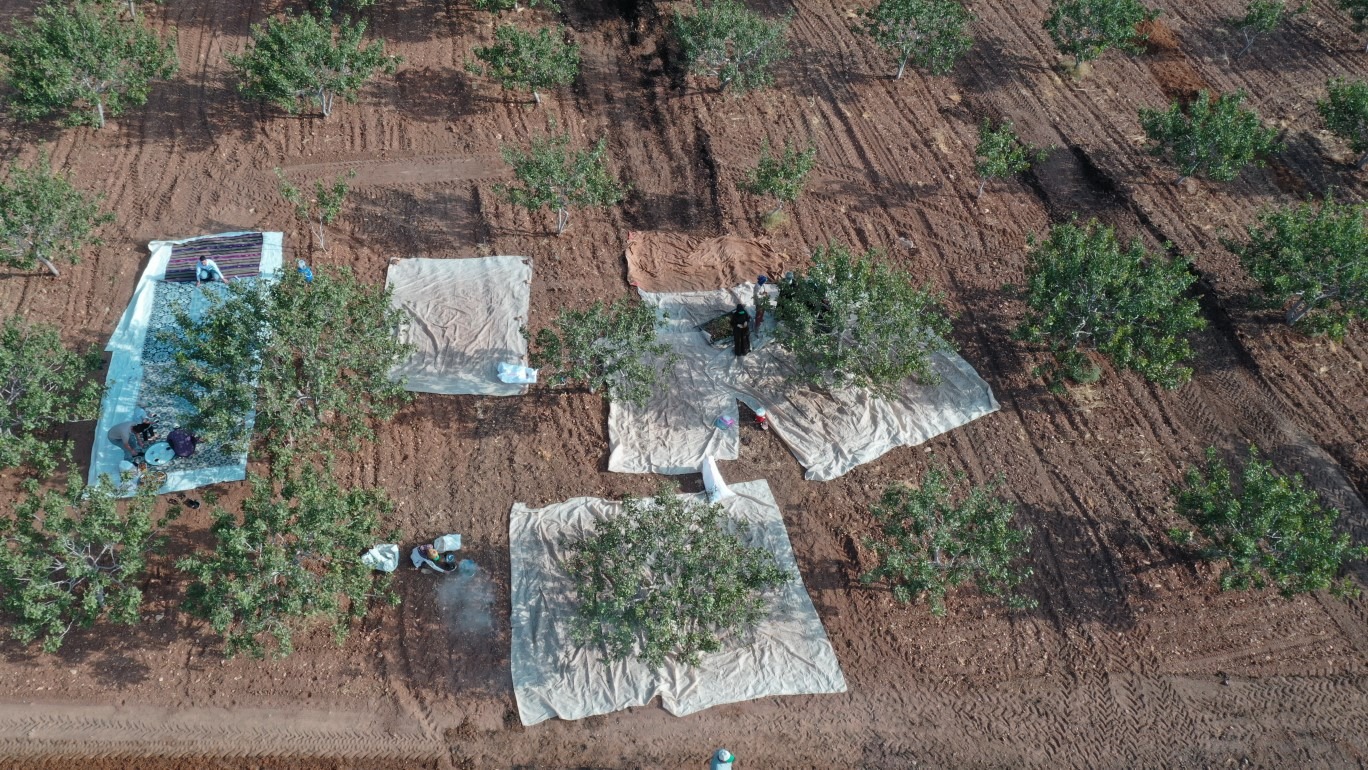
xmin=740 ymin=138 xmax=816 ymax=216
xmin=1172 ymin=446 xmax=1367 ymax=598
xmin=1229 ymin=0 xmax=1304 ymax=56
xmin=861 ymin=467 xmax=1036 ymax=616
xmin=1337 ymin=0 xmax=1368 ymax=51
xmin=275 ymin=168 xmax=355 ymax=250
xmin=974 ymin=119 xmax=1047 ymax=198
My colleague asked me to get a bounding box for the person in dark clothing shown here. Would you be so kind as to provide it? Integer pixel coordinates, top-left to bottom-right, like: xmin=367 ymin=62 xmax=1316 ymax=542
xmin=167 ymin=427 xmax=200 ymax=458
xmin=731 ymin=304 xmax=751 ymax=357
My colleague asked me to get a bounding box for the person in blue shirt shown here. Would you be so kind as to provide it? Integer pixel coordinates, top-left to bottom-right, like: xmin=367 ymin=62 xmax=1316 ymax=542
xmin=297 ymin=259 xmax=314 ymax=283
xmin=196 ymin=255 xmax=230 ymax=286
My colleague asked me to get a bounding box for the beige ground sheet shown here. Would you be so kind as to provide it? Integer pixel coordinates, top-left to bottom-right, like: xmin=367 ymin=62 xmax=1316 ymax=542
xmin=509 ymin=480 xmax=847 ymax=725
xmin=386 ymin=256 xmax=532 ymax=395
xmin=607 ymin=284 xmax=1001 ymax=481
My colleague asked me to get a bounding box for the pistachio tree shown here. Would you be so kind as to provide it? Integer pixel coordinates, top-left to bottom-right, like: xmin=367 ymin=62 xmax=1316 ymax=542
xmin=862 ymin=467 xmax=1036 ymax=615
xmin=673 ymin=0 xmax=791 ymax=92
xmin=0 ymin=316 xmax=103 ymax=475
xmin=1043 ymin=0 xmax=1157 ymax=69
xmin=469 ymin=24 xmax=579 ymax=105
xmin=530 ymin=295 xmax=675 ymax=407
xmin=856 ymin=0 xmax=974 ymax=79
xmin=1139 ymin=90 xmax=1280 ymax=184
xmin=495 ymin=128 xmax=624 ymax=236
xmin=0 ymin=0 xmax=177 ymax=127
xmin=740 ymin=138 xmax=816 ymax=217
xmin=0 ymin=152 xmax=113 ymax=278
xmin=1318 ymin=78 xmax=1368 ymax=169
xmin=1016 ymin=217 xmax=1205 ymax=388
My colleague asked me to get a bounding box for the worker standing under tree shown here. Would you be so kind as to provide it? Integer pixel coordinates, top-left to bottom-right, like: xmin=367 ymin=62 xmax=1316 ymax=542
xmin=731 ymin=304 xmax=751 ymax=357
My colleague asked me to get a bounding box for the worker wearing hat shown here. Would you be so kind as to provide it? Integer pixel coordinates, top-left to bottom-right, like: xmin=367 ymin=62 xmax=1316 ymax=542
xmin=710 ymin=748 xmax=734 ymax=769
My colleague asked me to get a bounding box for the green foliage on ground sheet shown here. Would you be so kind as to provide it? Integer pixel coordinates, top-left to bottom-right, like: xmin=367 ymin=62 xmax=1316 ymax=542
xmin=179 ymin=469 xmax=397 ymax=658
xmin=1017 ymin=218 xmax=1206 ymax=388
xmin=861 ymin=467 xmax=1036 ymax=616
xmin=673 ymin=0 xmax=791 ymax=92
xmin=496 ymin=127 xmax=624 ymax=235
xmin=228 ymin=13 xmax=399 ymax=118
xmin=1232 ymin=198 xmax=1367 ymax=340
xmin=856 ymin=0 xmax=974 ymax=79
xmin=773 ymin=242 xmax=955 ymax=395
xmin=0 ymin=151 xmax=113 ymax=278
xmin=565 ymin=484 xmax=791 ymax=670
xmin=0 ymin=0 xmax=177 ymax=127
xmin=1171 ymin=447 xmax=1368 ymax=599
xmin=0 ymin=316 xmax=103 ymax=475
xmin=1139 ymin=90 xmax=1280 ymax=183
xmin=530 ymin=295 xmax=675 ymax=407
xmin=469 ymin=24 xmax=579 ymax=105
xmin=0 ymin=477 xmax=171 ymax=652
xmin=158 ymin=267 xmax=412 ymax=464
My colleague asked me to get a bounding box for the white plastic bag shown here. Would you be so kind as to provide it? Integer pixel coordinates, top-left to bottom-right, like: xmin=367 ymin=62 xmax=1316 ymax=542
xmin=701 ymin=456 xmax=734 ymax=502
xmin=433 ymin=533 xmax=462 ymax=552
xmin=497 ymin=362 xmax=538 ymax=384
xmin=362 ymin=543 xmax=400 ymax=572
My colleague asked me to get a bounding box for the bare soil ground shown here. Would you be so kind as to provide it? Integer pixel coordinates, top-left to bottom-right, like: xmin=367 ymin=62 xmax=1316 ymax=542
xmin=1 ymin=0 xmax=1366 ymax=766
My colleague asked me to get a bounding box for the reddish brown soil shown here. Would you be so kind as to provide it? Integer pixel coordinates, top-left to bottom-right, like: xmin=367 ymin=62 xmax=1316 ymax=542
xmin=1 ymin=0 xmax=1367 ymax=767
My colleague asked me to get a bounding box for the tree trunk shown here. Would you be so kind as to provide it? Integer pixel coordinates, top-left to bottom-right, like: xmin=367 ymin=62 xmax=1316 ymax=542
xmin=555 ymin=206 xmax=569 ymax=236
xmin=320 ymin=88 xmax=332 ymax=118
xmin=37 ymin=256 xmax=60 ymax=278
xmin=1356 ymin=151 xmax=1368 ymax=170
xmin=976 ymin=178 xmax=986 ymax=199
xmin=533 ymin=90 xmax=541 ymax=105
xmin=127 ymin=0 xmax=136 ymax=16
xmin=96 ymin=100 xmax=105 ymax=128
xmin=316 ymin=218 xmax=327 ymax=250
xmin=895 ymin=57 xmax=907 ymax=80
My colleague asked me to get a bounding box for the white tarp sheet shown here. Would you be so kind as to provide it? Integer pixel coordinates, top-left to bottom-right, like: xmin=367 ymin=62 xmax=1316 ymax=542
xmin=608 ymin=284 xmax=1000 ymax=481
xmin=88 ymin=232 xmax=283 ymax=495
xmin=386 ymin=256 xmax=532 ymax=396
xmin=509 ymin=479 xmax=846 ymax=725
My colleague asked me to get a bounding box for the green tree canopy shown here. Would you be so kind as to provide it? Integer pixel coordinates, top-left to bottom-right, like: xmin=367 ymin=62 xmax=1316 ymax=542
xmin=0 ymin=476 xmax=171 ymax=652
xmin=773 ymin=242 xmax=954 ymax=395
xmin=0 ymin=152 xmax=113 ymax=278
xmin=1139 ymin=90 xmax=1280 ymax=184
xmin=1318 ymin=78 xmax=1368 ymax=168
xmin=495 ymin=128 xmax=624 ymax=235
xmin=275 ymin=168 xmax=354 ymax=250
xmin=228 ymin=13 xmax=399 ymax=118
xmin=861 ymin=467 xmax=1036 ymax=616
xmin=1232 ymin=198 xmax=1366 ymax=339
xmin=1337 ymin=0 xmax=1368 ymax=51
xmin=740 ymin=138 xmax=816 ymax=216
xmin=856 ymin=0 xmax=974 ymax=79
xmin=565 ymin=484 xmax=791 ymax=670
xmin=0 ymin=0 xmax=177 ymax=128
xmin=1043 ymin=0 xmax=1157 ymax=68
xmin=158 ymin=266 xmax=412 ymax=463
xmin=1172 ymin=447 xmax=1367 ymax=599
xmin=974 ymin=119 xmax=1047 ymax=198
xmin=1229 ymin=0 xmax=1304 ymax=56
xmin=178 ymin=469 xmax=398 ymax=658
xmin=530 ymin=295 xmax=675 ymax=407
xmin=673 ymin=0 xmax=791 ymax=92
xmin=0 ymin=316 xmax=103 ymax=475
xmin=1016 ymin=217 xmax=1206 ymax=388
xmin=469 ymin=24 xmax=579 ymax=105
